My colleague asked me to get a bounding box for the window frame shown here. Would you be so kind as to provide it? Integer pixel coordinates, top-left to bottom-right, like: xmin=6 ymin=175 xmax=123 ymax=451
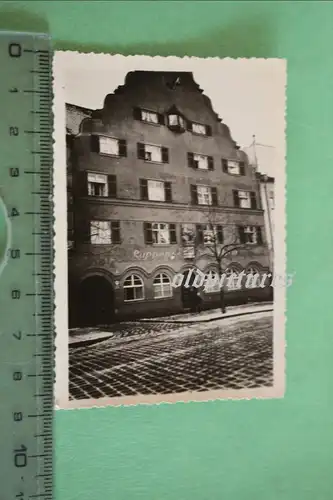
xmin=238 ymin=190 xmax=251 ymax=209
xmin=203 ymin=270 xmax=221 ymax=294
xmin=153 ymin=273 xmax=173 ymax=299
xmin=197 ymin=184 xmax=213 ymax=206
xmin=98 ymin=135 xmax=121 ymax=157
xmin=87 ymin=172 xmax=108 ymax=197
xmin=90 ymin=220 xmax=112 ymax=245
xmin=151 ymin=222 xmax=171 ymax=245
xmin=141 ymin=109 xmax=159 ymax=124
xmin=225 ymin=267 xmax=241 ymax=291
xmin=191 ymin=121 xmax=208 ymax=136
xmin=123 ymin=274 xmax=145 ymax=302
xmin=244 ymin=226 xmax=257 ymax=244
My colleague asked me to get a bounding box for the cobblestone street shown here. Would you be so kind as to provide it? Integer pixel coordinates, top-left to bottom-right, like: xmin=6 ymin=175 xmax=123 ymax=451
xmin=69 ymin=311 xmax=273 ymax=400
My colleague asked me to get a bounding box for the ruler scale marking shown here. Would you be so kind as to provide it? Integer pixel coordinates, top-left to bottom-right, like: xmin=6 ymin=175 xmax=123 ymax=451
xmin=0 ymin=32 xmax=53 ymax=500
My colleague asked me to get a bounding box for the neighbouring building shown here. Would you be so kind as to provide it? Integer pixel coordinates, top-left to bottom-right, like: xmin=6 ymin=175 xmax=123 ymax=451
xmin=66 ymin=71 xmax=272 ymax=327
xmin=257 ymin=173 xmax=274 ymax=267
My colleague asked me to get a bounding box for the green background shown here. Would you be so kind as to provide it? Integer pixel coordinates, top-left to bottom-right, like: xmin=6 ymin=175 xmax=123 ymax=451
xmin=1 ymin=1 xmax=332 ymax=499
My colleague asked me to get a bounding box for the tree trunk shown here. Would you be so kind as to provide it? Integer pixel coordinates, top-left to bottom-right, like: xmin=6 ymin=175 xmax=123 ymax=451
xmin=218 ymin=263 xmax=226 ymax=314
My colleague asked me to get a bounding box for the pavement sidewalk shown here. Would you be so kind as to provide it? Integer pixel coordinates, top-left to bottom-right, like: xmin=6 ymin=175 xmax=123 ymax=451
xmin=139 ymin=301 xmax=273 ymax=324
xmin=68 ymin=301 xmax=273 ymax=346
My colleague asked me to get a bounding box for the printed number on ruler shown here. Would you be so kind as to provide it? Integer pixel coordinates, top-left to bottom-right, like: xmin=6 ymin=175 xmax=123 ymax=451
xmin=0 ymin=32 xmax=53 ymax=500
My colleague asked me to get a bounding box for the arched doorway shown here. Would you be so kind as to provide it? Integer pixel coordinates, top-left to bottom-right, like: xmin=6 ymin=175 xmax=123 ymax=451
xmin=78 ymin=275 xmax=114 ymax=327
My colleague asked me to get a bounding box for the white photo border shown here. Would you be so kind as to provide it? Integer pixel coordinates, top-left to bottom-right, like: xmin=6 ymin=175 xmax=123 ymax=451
xmin=53 ymin=52 xmax=287 ymax=409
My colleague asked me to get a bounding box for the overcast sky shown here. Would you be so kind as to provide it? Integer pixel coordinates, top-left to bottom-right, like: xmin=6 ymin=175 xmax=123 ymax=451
xmin=62 ymin=54 xmax=285 ymax=177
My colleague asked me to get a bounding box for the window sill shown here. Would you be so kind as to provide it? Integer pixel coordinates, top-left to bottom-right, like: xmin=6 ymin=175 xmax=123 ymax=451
xmin=141 ymin=159 xmax=165 ymax=165
xmin=124 ymin=298 xmax=145 ymax=303
xmin=226 ymin=172 xmax=244 ymax=177
xmin=190 ymin=131 xmax=209 ymax=138
xmin=153 ymin=295 xmax=173 ymax=301
xmin=140 ymin=120 xmax=162 ymax=127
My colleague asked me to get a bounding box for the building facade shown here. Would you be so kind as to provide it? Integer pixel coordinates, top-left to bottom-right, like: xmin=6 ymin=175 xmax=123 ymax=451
xmin=67 ymin=71 xmax=272 ymax=327
xmin=257 ymin=173 xmax=274 ymax=267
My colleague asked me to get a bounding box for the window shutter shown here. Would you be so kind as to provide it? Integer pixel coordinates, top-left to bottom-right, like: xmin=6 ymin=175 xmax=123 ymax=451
xmin=133 ymin=107 xmax=142 ymax=120
xmin=161 ymin=147 xmax=169 ymax=163
xmin=164 ymin=182 xmax=172 ymax=202
xmin=137 ymin=142 xmax=145 ymax=159
xmin=238 ymin=226 xmax=246 ymax=244
xmin=250 ymin=191 xmax=257 ymax=209
xmin=108 ymin=175 xmax=117 ymax=198
xmin=118 ymin=139 xmax=127 ymax=157
xmin=206 ymin=125 xmax=212 ymax=136
xmin=158 ymin=113 xmax=165 ymax=125
xmin=196 ymin=224 xmax=204 ymax=244
xmin=233 ymin=190 xmax=240 ymax=207
xmin=90 ymin=135 xmax=100 ymax=153
xmin=187 ymin=152 xmax=195 ymax=169
xmin=190 ymin=185 xmax=198 ymax=205
xmin=139 ymin=179 xmax=148 ymax=200
xmin=211 ymin=187 xmax=218 ymax=206
xmin=222 ymin=159 xmax=228 ymax=173
xmin=208 ymin=156 xmax=214 ymax=171
xmin=76 ymin=217 xmax=90 ymax=244
xmin=169 ymin=224 xmax=177 ymax=244
xmin=186 ymin=121 xmax=193 ymax=131
xmin=256 ymin=226 xmax=263 ymax=245
xmin=239 ymin=161 xmax=245 ymax=175
xmin=77 ymin=171 xmax=88 ymax=196
xmin=111 ymin=221 xmax=121 ymax=244
xmin=216 ymin=225 xmax=224 ymax=244
xmin=143 ymin=222 xmax=153 ymax=245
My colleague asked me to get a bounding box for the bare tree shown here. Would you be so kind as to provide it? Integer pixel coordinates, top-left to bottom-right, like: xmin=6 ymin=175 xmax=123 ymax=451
xmin=183 ymin=193 xmax=261 ymax=313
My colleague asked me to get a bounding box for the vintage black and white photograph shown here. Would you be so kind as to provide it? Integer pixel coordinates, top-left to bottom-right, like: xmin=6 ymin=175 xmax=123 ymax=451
xmin=53 ymin=53 xmax=286 ymax=408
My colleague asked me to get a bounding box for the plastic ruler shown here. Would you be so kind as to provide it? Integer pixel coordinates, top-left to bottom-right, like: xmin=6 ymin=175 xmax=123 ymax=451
xmin=0 ymin=32 xmax=54 ymax=499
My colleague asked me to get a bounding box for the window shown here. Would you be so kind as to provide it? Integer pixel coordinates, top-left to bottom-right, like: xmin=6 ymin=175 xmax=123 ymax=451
xmin=225 ymin=268 xmax=241 ymax=291
xmin=188 ymin=121 xmax=212 ymax=136
xmin=86 ymin=173 xmax=116 ymax=198
xmin=152 ymin=223 xmax=170 ymax=245
xmin=196 ymin=224 xmax=223 ymax=245
xmin=204 ymin=271 xmax=221 ymax=293
xmin=133 ymin=107 xmax=164 ymax=125
xmin=92 ymin=136 xmax=127 ymax=157
xmin=246 ymin=267 xmax=261 ymax=288
xmin=222 ymin=158 xmax=245 ymax=175
xmin=89 ymin=220 xmax=120 ymax=245
xmin=191 ymin=185 xmax=218 ymax=206
xmin=87 ymin=173 xmax=108 ymax=197
xmin=238 ymin=226 xmax=263 ymax=245
xmin=197 ymin=185 xmax=212 ymax=205
xmin=181 ymin=224 xmax=196 ymax=246
xmin=142 ymin=110 xmax=159 ymax=124
xmin=124 ymin=274 xmax=144 ymax=302
xmin=143 ymin=222 xmax=177 ymax=245
xmin=153 ymin=274 xmax=172 ymax=298
xmin=188 ymin=152 xmax=213 ymax=170
xmin=233 ymin=190 xmax=257 ymax=209
xmin=238 ymin=191 xmax=251 ymax=209
xmin=222 ymin=159 xmax=245 ymax=175
xmin=269 ymin=191 xmax=274 ymax=209
xmin=168 ymin=114 xmax=185 ymax=128
xmin=148 ymin=180 xmax=165 ymax=201
xmin=90 ymin=221 xmax=111 ymax=244
xmin=137 ymin=143 xmax=169 ymax=163
xmin=140 ymin=179 xmax=172 ymax=202
xmin=192 ymin=122 xmax=207 ymax=135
